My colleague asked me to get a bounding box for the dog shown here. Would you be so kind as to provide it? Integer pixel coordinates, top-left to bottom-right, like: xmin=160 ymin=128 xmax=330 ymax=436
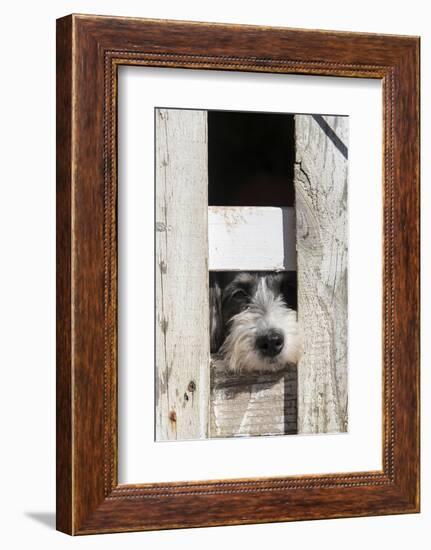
xmin=210 ymin=272 xmax=302 ymax=373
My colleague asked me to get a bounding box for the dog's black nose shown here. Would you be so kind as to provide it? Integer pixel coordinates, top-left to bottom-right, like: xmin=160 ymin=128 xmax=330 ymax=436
xmin=256 ymin=329 xmax=284 ymax=357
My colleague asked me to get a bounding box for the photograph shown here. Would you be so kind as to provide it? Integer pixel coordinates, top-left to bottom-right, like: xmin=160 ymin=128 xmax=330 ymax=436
xmin=0 ymin=0 xmax=424 ymax=543
xmin=155 ymin=108 xmax=348 ymax=440
xmin=52 ymin=12 xmax=420 ymax=536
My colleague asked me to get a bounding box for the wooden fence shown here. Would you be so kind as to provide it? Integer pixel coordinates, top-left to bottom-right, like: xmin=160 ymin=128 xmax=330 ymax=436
xmin=155 ymin=108 xmax=348 ymax=440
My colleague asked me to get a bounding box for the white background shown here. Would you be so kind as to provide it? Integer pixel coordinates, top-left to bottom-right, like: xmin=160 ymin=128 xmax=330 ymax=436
xmin=119 ymin=67 xmax=382 ymax=483
xmin=0 ymin=1 xmax=427 ymax=548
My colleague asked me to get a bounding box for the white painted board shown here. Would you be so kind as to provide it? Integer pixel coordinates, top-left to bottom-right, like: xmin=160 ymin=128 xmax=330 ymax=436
xmin=208 ymin=206 xmax=296 ymax=271
xmin=210 ymin=363 xmax=297 ymax=438
xmin=155 ymin=108 xmax=210 ymax=441
xmin=295 ymin=114 xmax=349 ymax=434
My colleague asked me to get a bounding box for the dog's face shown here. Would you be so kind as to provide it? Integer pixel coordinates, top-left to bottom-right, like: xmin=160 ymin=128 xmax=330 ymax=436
xmin=210 ymin=272 xmax=302 ymax=372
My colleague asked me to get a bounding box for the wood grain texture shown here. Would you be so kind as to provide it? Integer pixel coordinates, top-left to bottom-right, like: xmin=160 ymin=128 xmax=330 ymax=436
xmin=294 ymin=115 xmax=348 ymax=434
xmin=207 ymin=204 xmax=297 ymax=437
xmin=56 ymin=14 xmax=419 ymax=535
xmin=56 ymin=15 xmax=73 ymax=535
xmin=208 ymin=206 xmax=296 ymax=271
xmin=210 ymin=363 xmax=297 ymax=437
xmin=155 ymin=108 xmax=210 ymax=441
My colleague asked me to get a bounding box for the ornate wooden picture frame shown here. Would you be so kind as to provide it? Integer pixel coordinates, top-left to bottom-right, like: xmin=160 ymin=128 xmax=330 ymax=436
xmin=56 ymin=14 xmax=420 ymax=535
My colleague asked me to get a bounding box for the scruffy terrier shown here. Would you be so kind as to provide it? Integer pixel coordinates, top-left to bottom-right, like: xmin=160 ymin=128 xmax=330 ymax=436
xmin=210 ymin=272 xmax=302 ymax=373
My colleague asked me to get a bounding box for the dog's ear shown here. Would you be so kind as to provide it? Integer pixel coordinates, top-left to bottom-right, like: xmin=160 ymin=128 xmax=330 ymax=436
xmin=209 ymin=273 xmax=224 ymax=353
xmin=281 ymin=271 xmax=298 ymax=311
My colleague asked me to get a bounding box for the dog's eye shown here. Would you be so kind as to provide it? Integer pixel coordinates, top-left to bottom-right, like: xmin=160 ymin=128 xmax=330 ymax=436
xmin=231 ymin=289 xmax=248 ymax=301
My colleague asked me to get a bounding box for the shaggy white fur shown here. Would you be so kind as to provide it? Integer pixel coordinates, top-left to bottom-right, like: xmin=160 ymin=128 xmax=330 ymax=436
xmin=219 ymin=278 xmax=302 ymax=372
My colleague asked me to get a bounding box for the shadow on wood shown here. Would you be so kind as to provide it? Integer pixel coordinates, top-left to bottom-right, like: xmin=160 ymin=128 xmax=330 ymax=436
xmin=210 ymin=360 xmax=297 ymax=438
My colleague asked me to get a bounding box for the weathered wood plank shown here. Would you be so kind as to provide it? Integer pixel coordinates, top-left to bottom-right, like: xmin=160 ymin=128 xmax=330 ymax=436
xmin=208 ymin=206 xmax=296 ymax=271
xmin=294 ymin=114 xmax=348 ymax=434
xmin=210 ymin=362 xmax=297 ymax=438
xmin=155 ymin=108 xmax=210 ymax=441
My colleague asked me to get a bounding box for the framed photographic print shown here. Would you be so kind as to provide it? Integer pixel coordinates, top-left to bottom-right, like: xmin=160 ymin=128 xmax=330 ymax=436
xmin=56 ymin=14 xmax=420 ymax=534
